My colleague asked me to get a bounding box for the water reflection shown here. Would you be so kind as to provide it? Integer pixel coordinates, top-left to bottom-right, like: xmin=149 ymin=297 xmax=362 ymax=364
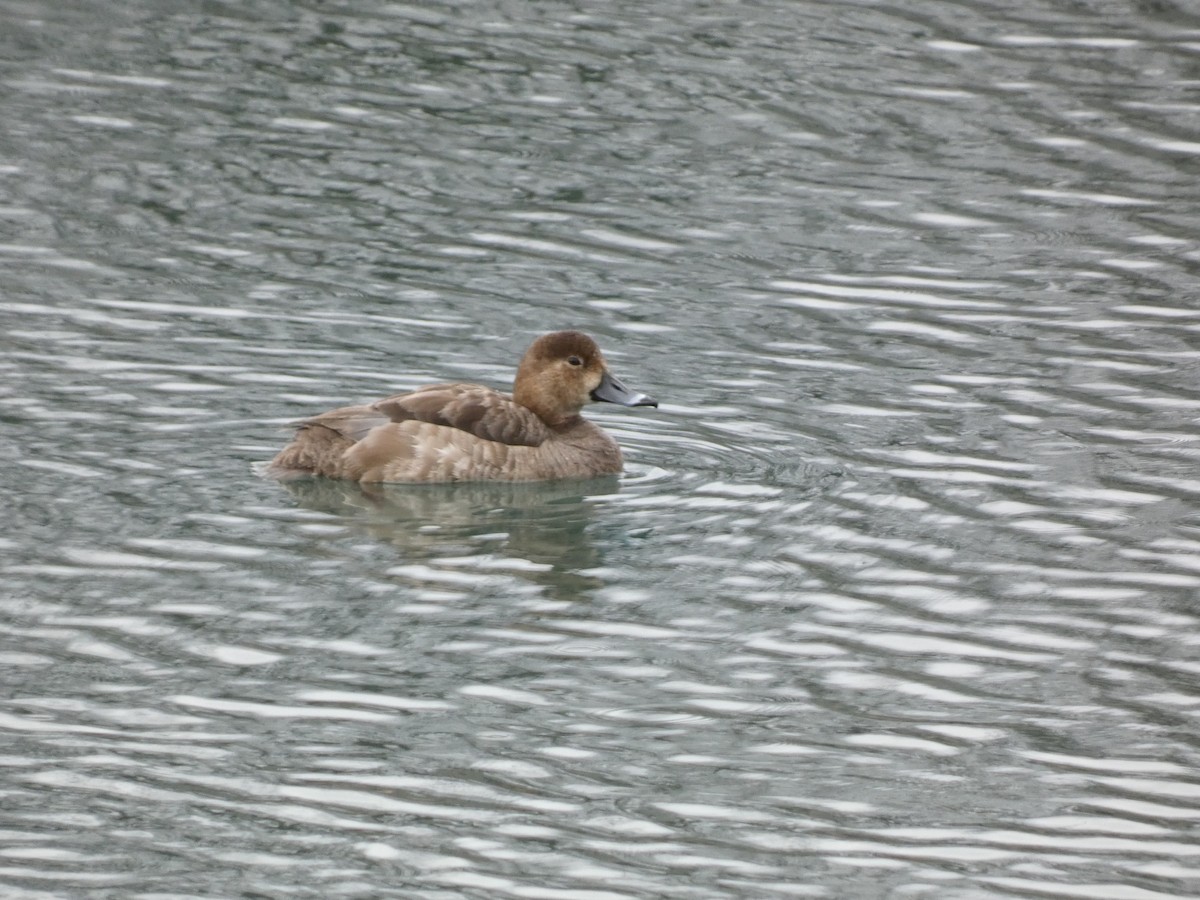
xmin=278 ymin=476 xmax=618 ymax=599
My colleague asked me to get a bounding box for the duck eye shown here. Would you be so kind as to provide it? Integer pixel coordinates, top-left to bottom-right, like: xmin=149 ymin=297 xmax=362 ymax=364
xmin=567 ymin=356 xmax=583 ymax=367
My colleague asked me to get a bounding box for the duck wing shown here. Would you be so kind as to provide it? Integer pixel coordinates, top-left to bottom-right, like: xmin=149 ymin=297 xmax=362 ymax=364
xmin=372 ymin=384 xmax=550 ymax=448
xmin=295 ymin=404 xmax=391 ymax=442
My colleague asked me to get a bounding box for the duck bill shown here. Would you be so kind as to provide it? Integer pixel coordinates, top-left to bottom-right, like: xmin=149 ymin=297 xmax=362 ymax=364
xmin=591 ymin=371 xmax=657 ymax=408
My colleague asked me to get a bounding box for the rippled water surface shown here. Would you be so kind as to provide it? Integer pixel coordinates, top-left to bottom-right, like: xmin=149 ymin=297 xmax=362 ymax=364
xmin=5 ymin=0 xmax=1200 ymax=897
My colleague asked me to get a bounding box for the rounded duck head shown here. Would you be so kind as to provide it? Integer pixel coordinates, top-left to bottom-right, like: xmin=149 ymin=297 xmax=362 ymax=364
xmin=513 ymin=330 xmax=656 ymax=428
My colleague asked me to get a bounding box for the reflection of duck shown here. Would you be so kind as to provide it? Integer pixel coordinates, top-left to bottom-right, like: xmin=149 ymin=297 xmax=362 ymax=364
xmin=280 ymin=477 xmax=619 ymax=591
xmin=266 ymin=331 xmax=656 ymax=483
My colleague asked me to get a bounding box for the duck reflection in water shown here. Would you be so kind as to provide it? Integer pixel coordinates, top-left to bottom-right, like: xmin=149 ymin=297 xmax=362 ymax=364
xmin=278 ymin=476 xmax=621 ymax=598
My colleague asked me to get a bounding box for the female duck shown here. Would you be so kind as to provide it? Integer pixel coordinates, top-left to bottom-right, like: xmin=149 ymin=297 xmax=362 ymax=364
xmin=266 ymin=331 xmax=657 ymax=483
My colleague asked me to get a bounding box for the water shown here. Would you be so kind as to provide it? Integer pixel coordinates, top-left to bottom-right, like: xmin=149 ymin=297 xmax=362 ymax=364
xmin=4 ymin=0 xmax=1200 ymax=896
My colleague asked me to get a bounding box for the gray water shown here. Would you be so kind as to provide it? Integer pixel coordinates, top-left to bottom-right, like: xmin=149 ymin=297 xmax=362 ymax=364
xmin=4 ymin=0 xmax=1200 ymax=897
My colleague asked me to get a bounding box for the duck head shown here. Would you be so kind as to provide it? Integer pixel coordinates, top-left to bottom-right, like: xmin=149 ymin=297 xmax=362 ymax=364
xmin=513 ymin=330 xmax=657 ymax=427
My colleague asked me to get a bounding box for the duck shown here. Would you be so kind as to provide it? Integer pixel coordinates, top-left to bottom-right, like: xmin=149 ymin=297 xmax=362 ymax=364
xmin=265 ymin=330 xmax=657 ymax=483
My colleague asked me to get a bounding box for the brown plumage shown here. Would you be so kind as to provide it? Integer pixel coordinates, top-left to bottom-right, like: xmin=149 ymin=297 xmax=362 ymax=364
xmin=265 ymin=331 xmax=657 ymax=483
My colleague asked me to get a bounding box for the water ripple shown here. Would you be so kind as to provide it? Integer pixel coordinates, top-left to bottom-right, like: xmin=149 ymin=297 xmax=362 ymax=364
xmin=4 ymin=0 xmax=1200 ymax=896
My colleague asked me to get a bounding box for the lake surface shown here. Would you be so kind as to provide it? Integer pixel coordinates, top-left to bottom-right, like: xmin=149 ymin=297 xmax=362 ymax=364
xmin=4 ymin=0 xmax=1200 ymax=897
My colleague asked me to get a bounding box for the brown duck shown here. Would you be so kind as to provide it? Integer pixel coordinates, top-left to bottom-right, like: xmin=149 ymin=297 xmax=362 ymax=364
xmin=266 ymin=330 xmax=657 ymax=483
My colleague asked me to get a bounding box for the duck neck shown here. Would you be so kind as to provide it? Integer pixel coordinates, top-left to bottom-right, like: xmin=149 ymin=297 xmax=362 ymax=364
xmin=513 ymin=384 xmax=581 ymax=429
